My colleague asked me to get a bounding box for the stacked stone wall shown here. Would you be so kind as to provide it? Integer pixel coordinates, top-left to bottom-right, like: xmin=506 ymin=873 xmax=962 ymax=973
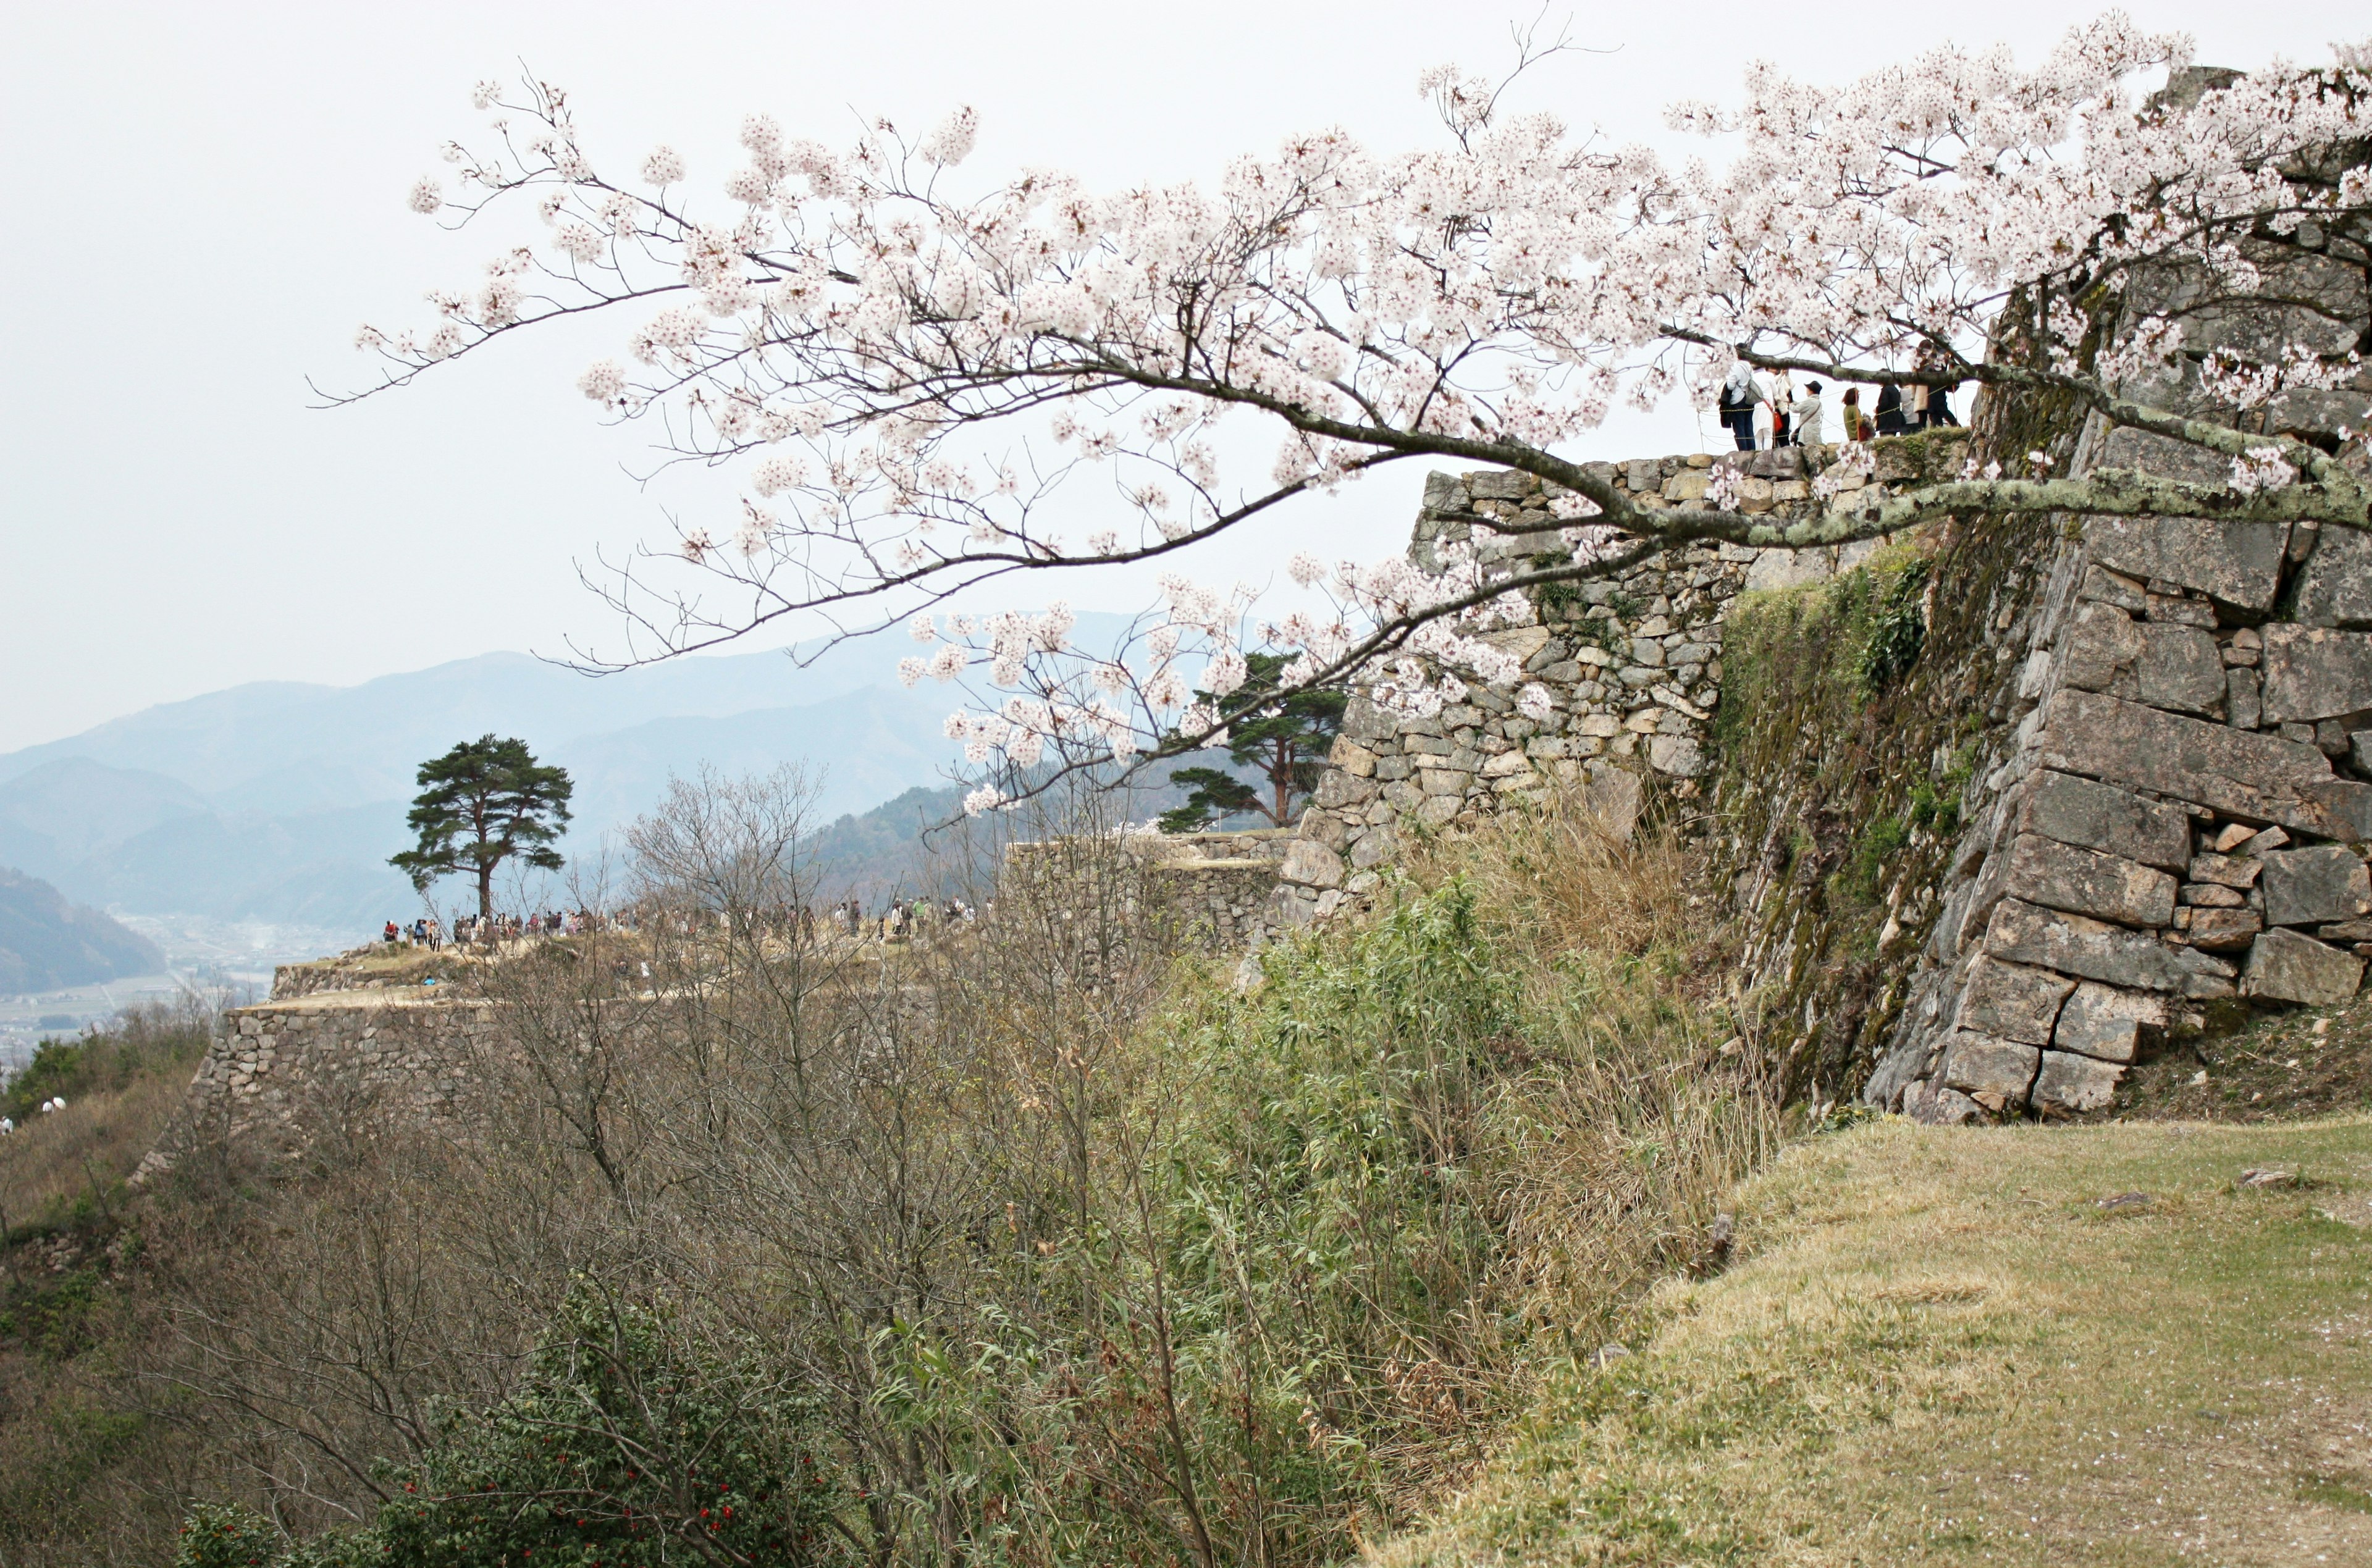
xmin=1270 ymin=432 xmax=1970 ymax=926
xmin=1004 ymin=828 xmax=1294 ymax=952
xmin=182 ymin=991 xmax=500 ymax=1142
xmin=1856 ymin=230 xmax=2372 ymax=1120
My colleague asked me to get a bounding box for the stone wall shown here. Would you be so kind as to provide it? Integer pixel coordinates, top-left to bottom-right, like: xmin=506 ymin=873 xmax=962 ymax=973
xmin=1854 ymin=225 xmax=2372 ymax=1121
xmin=1004 ymin=828 xmax=1293 ymax=952
xmin=1269 ymin=432 xmax=1970 ymax=927
xmin=176 ymin=989 xmax=500 ymax=1144
xmin=271 ymin=947 xmax=471 ymax=1000
xmin=1865 ymin=509 xmax=2372 ymax=1121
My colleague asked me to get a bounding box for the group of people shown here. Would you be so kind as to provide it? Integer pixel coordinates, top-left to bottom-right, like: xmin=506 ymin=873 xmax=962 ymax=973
xmin=381 ymin=909 xmax=620 ymax=950
xmin=822 ymin=895 xmax=977 ymax=944
xmin=375 ymin=898 xmax=982 ymax=957
xmin=1715 ymin=348 xmax=1963 ymax=453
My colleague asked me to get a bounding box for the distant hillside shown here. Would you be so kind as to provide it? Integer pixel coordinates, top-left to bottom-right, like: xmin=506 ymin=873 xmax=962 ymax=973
xmin=0 ymin=866 xmax=164 ymax=992
xmin=0 ymin=618 xmax=1156 ymax=936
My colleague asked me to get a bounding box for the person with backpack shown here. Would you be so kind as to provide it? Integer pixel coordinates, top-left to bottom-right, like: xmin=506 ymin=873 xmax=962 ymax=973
xmin=1717 ymin=362 xmax=1765 ymax=451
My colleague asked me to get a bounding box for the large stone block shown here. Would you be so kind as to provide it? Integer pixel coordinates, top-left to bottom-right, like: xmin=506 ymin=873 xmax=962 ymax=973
xmin=1348 ymin=824 xmax=1400 ymax=870
xmin=1328 ymin=737 xmax=1378 ymax=778
xmin=1984 ymin=897 xmax=2190 ymax=992
xmin=2032 ymin=1051 xmax=2126 ymax=1116
xmin=1954 ymin=955 xmax=2077 ymax=1045
xmin=2243 ymin=928 xmax=2365 ymax=1005
xmin=2001 ymin=834 xmax=2177 ymax=929
xmin=2135 ymin=624 xmax=2229 ymax=715
xmin=1312 ymin=770 xmax=1377 ymax=811
xmin=2033 ymin=690 xmax=2350 ymax=839
xmin=1647 ymin=736 xmax=1704 ymax=777
xmin=2015 ymin=771 xmax=2191 ymax=873
xmin=2083 ymin=514 xmax=2289 ymax=611
xmin=2058 ymin=611 xmax=2223 ymax=715
xmin=2185 ymin=907 xmax=2265 ymax=952
xmin=2260 ymin=624 xmax=2372 ymax=726
xmin=2051 ymin=981 xmax=2167 ymax=1064
xmin=1582 ymin=763 xmax=1644 ymax=842
xmin=2258 ymin=845 xmax=2372 ymax=928
xmin=2294 ymin=523 xmax=2372 ymax=630
xmin=1279 ymin=839 xmax=1345 ymax=889
xmin=2059 ymin=605 xmax=2143 ymax=693
xmin=1938 ymin=1031 xmax=2042 ymax=1112
xmin=1340 ymin=695 xmax=1400 ymax=743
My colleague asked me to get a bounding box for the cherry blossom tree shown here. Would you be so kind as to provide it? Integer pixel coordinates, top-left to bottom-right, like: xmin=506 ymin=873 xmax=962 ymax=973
xmin=346 ymin=15 xmax=2372 ymax=811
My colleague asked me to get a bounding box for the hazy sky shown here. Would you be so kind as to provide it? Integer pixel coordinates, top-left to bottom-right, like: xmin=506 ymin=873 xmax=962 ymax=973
xmin=1 ymin=1 xmax=2352 ymax=753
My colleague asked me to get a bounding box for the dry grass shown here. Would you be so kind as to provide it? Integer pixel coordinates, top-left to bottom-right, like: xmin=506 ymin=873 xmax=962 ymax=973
xmin=1373 ymin=1113 xmax=2372 ymax=1566
xmin=0 ymin=1069 xmax=188 ymax=1238
xmin=1401 ymin=794 xmax=1775 ymax=1352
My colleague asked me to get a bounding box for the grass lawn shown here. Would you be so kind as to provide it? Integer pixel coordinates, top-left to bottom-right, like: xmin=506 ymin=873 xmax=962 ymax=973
xmin=1376 ymin=1115 xmax=2372 ymax=1566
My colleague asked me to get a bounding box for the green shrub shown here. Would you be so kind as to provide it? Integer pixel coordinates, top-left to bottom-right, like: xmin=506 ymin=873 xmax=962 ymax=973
xmin=178 ymin=1286 xmax=845 ymax=1568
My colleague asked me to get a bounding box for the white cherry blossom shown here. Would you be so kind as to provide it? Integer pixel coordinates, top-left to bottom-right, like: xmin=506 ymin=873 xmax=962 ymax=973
xmin=349 ymin=26 xmax=2372 ymax=802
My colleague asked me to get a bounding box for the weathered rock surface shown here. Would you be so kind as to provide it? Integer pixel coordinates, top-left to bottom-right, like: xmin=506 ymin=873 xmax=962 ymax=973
xmin=2000 ymin=834 xmax=2178 ymax=929
xmin=2015 ymin=770 xmax=2194 ymax=874
xmin=1938 ymin=1030 xmax=2042 ymax=1112
xmin=2185 ymin=907 xmax=2266 ymax=952
xmin=1983 ymin=897 xmax=2189 ymax=992
xmin=2034 ymin=690 xmax=2349 ymax=839
xmin=2058 ymin=608 xmax=2224 ymax=715
xmin=1279 ymin=839 xmax=1345 ymax=891
xmin=2244 ymin=928 xmax=2366 ymax=1006
xmin=2294 ymin=524 xmax=2372 ymax=629
xmin=1953 ymin=955 xmax=2077 ymax=1045
xmin=2082 ymin=514 xmax=2289 ymax=611
xmin=2050 ymin=981 xmax=2166 ymax=1064
xmin=2260 ymin=625 xmax=2372 ymax=726
xmin=2032 ymin=1050 xmax=2126 ymax=1115
xmin=2258 ymin=845 xmax=2372 ymax=929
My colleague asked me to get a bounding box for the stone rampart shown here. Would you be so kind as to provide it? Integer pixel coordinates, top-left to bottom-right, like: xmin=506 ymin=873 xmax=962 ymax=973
xmin=1269 ymin=432 xmax=1970 ymax=927
xmin=1866 ymin=506 xmax=2372 ymax=1121
xmin=183 ymin=989 xmax=500 ymax=1142
xmin=1003 ymin=828 xmax=1293 ymax=952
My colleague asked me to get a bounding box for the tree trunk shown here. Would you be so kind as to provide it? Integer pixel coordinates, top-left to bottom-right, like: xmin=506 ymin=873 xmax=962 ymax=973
xmin=477 ymin=859 xmax=494 ymax=921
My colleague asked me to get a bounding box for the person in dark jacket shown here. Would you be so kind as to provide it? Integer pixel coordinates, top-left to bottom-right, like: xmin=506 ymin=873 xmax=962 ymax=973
xmin=1874 ymin=382 xmax=1907 ymax=435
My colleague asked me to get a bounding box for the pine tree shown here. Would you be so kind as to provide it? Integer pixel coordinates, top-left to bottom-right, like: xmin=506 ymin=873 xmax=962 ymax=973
xmin=389 ymin=736 xmax=574 ymax=919
xmin=1158 ymin=653 xmax=1345 ymax=834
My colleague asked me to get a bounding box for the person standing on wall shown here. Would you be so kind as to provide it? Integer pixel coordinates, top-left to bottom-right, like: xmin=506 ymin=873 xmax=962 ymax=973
xmin=1772 ymin=371 xmax=1796 ymax=448
xmin=1874 ymin=379 xmax=1907 ymax=435
xmin=1790 ymin=379 xmax=1825 ymax=447
xmin=1840 ymin=387 xmax=1874 ymax=443
xmin=1913 ymin=344 xmax=1962 ymax=428
xmin=1717 ymin=362 xmax=1764 ymax=451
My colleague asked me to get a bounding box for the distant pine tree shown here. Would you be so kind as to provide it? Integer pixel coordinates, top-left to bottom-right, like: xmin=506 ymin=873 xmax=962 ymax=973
xmin=389 ymin=736 xmax=573 ymax=918
xmin=1158 ymin=653 xmax=1345 ymax=834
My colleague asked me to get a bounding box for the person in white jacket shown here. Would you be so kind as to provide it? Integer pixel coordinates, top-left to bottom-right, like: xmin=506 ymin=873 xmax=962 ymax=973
xmin=1790 ymin=380 xmax=1825 ymax=447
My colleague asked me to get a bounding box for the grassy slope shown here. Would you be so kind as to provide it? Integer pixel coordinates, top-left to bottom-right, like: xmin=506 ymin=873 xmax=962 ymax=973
xmin=1377 ymin=1113 xmax=2372 ymax=1566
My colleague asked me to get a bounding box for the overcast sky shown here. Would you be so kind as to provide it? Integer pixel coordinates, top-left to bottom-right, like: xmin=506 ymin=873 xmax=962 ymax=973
xmin=1 ymin=0 xmax=2352 ymax=753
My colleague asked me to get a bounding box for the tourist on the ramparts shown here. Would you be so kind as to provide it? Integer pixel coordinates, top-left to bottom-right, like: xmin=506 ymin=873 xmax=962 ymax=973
xmin=1912 ymin=345 xmax=1962 ymax=429
xmin=384 ymin=920 xmax=400 ymax=945
xmin=1840 ymin=387 xmax=1872 ymax=443
xmin=1716 ymin=363 xmax=1764 ymax=451
xmin=1790 ymin=380 xmax=1824 ymax=447
xmin=1770 ymin=372 xmax=1794 ymax=447
xmin=1874 ymin=381 xmax=1907 ymax=436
